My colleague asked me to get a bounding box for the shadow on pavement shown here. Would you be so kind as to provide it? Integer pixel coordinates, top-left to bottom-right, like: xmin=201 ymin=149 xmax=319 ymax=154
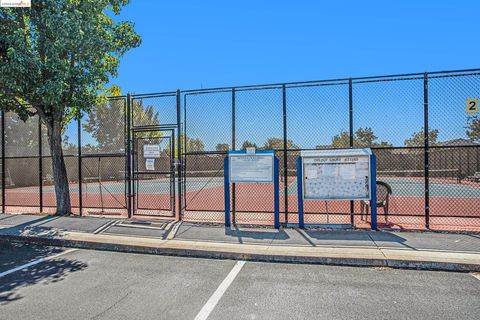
xmin=304 ymin=229 xmax=415 ymax=249
xmin=0 ymin=215 xmax=64 ymax=239
xmin=0 ymin=241 xmax=87 ymax=306
xmin=225 ymin=225 xmax=289 ymax=244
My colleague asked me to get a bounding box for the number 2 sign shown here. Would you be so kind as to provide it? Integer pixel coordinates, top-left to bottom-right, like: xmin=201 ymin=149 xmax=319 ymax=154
xmin=466 ymin=98 xmax=479 ymax=114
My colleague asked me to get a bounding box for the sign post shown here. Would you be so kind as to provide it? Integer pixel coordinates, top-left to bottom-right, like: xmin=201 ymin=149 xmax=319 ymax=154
xmin=224 ymin=150 xmax=280 ymax=229
xmin=296 ymin=149 xmax=377 ymax=230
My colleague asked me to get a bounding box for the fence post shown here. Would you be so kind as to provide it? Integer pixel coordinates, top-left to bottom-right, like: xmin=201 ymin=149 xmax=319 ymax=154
xmin=176 ymin=90 xmax=182 ymax=221
xmin=1 ymin=108 xmax=5 ymax=214
xmin=77 ymin=115 xmax=82 ymax=216
xmin=424 ymin=73 xmax=430 ymax=229
xmin=224 ymin=156 xmax=231 ymax=227
xmin=282 ymin=84 xmax=288 ymax=225
xmin=183 ymin=95 xmax=187 ymax=210
xmin=38 ymin=117 xmax=43 ymax=213
xmin=126 ymin=94 xmax=132 ymax=218
xmin=231 ymin=88 xmax=236 ymax=224
xmin=349 ymin=78 xmax=354 ymax=226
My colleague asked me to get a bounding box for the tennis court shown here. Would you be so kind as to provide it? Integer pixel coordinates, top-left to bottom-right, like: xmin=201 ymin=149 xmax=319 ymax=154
xmin=3 ymin=164 xmax=480 ymax=230
xmin=2 ymin=68 xmax=480 ymax=231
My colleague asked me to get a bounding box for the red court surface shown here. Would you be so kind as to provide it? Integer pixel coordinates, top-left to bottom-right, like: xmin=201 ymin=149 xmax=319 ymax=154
xmin=3 ymin=179 xmax=480 ymax=232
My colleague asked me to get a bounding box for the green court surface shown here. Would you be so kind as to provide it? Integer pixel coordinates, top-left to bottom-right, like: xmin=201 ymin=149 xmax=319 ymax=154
xmin=9 ymin=176 xmax=480 ymax=199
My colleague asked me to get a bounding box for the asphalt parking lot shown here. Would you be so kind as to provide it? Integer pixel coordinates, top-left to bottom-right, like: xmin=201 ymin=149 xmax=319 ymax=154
xmin=0 ymin=241 xmax=479 ymax=320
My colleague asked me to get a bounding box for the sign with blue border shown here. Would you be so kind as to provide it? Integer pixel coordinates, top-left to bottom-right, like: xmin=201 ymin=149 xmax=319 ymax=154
xmin=301 ymin=149 xmax=372 ymax=200
xmin=296 ymin=149 xmax=377 ymax=230
xmin=229 ymin=150 xmax=274 ymax=183
xmin=224 ymin=149 xmax=280 ymax=229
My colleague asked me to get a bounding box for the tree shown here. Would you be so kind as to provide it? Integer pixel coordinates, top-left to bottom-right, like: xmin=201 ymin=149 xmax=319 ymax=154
xmin=355 ymin=127 xmax=376 ymax=147
xmin=215 ymin=143 xmax=230 ymax=151
xmin=4 ymin=112 xmax=38 ymax=154
xmin=263 ymin=137 xmax=298 ymax=150
xmin=331 ymin=127 xmax=393 ymax=148
xmin=404 ymin=128 xmax=439 ymax=147
xmin=187 ymin=138 xmax=205 ymax=152
xmin=83 ymin=93 xmax=160 ymax=153
xmin=0 ymin=1 xmax=141 ymax=214
xmin=241 ymin=140 xmax=258 ymax=150
xmin=466 ymin=116 xmax=480 ymax=143
xmin=331 ymin=130 xmax=350 ymax=148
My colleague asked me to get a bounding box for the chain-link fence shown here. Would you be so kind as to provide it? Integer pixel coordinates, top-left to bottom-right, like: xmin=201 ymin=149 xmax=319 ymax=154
xmin=180 ymin=70 xmax=480 ymax=231
xmin=1 ymin=69 xmax=479 ymax=231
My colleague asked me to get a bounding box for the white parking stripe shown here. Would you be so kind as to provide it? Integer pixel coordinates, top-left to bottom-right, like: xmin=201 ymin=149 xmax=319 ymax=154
xmin=471 ymin=273 xmax=480 ymax=281
xmin=194 ymin=261 xmax=246 ymax=320
xmin=0 ymin=249 xmax=77 ymax=278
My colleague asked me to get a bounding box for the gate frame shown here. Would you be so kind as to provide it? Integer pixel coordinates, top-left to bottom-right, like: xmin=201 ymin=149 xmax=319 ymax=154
xmin=126 ymin=91 xmax=182 ymax=220
xmin=131 ymin=126 xmax=176 ymax=217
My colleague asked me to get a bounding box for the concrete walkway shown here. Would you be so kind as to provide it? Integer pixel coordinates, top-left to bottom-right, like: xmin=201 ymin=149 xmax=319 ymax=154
xmin=0 ymin=214 xmax=479 ymax=271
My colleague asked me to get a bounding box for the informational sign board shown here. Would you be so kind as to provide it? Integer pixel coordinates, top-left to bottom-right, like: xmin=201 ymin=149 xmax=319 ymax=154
xmin=145 ymin=159 xmax=155 ymax=171
xmin=143 ymin=145 xmax=161 ymax=158
xmin=301 ymin=149 xmax=371 ymax=200
xmin=466 ymin=98 xmax=479 ymax=114
xmin=224 ymin=150 xmax=280 ymax=228
xmin=229 ymin=153 xmax=274 ymax=183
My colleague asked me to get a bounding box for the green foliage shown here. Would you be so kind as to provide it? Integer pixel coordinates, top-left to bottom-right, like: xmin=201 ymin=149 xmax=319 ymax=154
xmin=83 ymin=98 xmax=160 ymax=153
xmin=4 ymin=112 xmax=38 ymax=152
xmin=187 ymin=138 xmax=205 ymax=152
xmin=241 ymin=140 xmax=258 ymax=150
xmin=0 ymin=0 xmax=140 ymax=213
xmin=263 ymin=137 xmax=298 ymax=150
xmin=331 ymin=127 xmax=393 ymax=148
xmin=330 ymin=131 xmax=350 ymax=148
xmin=215 ymin=143 xmax=230 ymax=151
xmin=465 ymin=116 xmax=480 ymax=142
xmin=404 ymin=127 xmax=439 ymax=147
xmin=0 ymin=0 xmax=141 ymax=128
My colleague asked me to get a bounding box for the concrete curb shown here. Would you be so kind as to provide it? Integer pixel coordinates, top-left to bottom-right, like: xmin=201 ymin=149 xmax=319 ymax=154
xmin=1 ymin=233 xmax=479 ymax=272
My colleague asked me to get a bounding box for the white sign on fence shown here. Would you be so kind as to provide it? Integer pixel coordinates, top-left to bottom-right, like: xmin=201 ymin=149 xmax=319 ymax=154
xmin=301 ymin=149 xmax=371 ymax=200
xmin=143 ymin=145 xmax=161 ymax=158
xmin=145 ymin=159 xmax=155 ymax=171
xmin=229 ymin=153 xmax=274 ymax=183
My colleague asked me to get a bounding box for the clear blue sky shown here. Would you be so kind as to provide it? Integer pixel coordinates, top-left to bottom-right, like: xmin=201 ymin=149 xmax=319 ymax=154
xmin=112 ymin=0 xmax=479 ymax=93
xmin=69 ymin=0 xmax=480 ymax=150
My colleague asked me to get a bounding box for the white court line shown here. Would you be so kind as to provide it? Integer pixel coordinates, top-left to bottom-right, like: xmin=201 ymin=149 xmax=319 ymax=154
xmin=0 ymin=249 xmax=77 ymax=278
xmin=194 ymin=261 xmax=246 ymax=320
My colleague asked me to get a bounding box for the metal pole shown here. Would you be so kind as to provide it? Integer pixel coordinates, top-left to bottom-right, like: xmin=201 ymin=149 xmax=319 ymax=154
xmin=126 ymin=94 xmax=132 ymax=218
xmin=231 ymin=88 xmax=236 ymax=224
xmin=349 ymin=78 xmax=354 ymax=226
xmin=38 ymin=117 xmax=43 ymax=212
xmin=77 ymin=116 xmax=82 ymax=216
xmin=296 ymin=157 xmax=304 ymax=229
xmin=282 ymin=84 xmax=289 ymax=225
xmin=224 ymin=156 xmax=230 ymax=227
xmin=370 ymin=155 xmax=378 ymax=230
xmin=176 ymin=90 xmax=182 ymax=221
xmin=274 ymin=156 xmax=280 ymax=229
xmin=424 ymin=73 xmax=430 ymax=229
xmin=1 ymin=108 xmax=5 ymax=213
xmin=183 ymin=95 xmax=187 ymax=210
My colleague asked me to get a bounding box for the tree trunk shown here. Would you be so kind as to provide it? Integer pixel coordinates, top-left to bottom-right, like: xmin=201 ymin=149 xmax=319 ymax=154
xmin=47 ymin=121 xmax=72 ymax=215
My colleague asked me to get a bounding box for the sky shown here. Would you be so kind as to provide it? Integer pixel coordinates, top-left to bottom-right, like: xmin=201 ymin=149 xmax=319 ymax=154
xmin=112 ymin=0 xmax=479 ymax=93
xmin=66 ymin=0 xmax=480 ymax=150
